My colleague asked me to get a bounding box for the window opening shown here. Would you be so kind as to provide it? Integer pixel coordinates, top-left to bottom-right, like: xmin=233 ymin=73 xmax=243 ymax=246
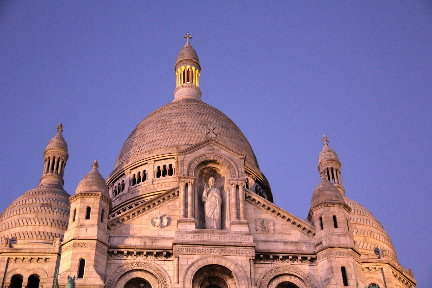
xmin=121 ymin=180 xmax=125 ymax=191
xmin=168 ymin=164 xmax=173 ymax=176
xmin=85 ymin=207 xmax=91 ymax=220
xmin=333 ymin=215 xmax=338 ymax=228
xmin=347 ymin=219 xmax=349 ymax=231
xmin=27 ymin=274 xmax=40 ymax=288
xmin=55 ymin=159 xmax=60 ymax=174
xmin=73 ymin=208 xmax=76 ymax=222
xmin=78 ymin=259 xmax=85 ymax=278
xmin=156 ymin=166 xmax=161 ymax=178
xmin=142 ymin=170 xmax=147 ymax=182
xmin=132 ymin=174 xmax=136 ymax=186
xmin=341 ymin=266 xmax=348 ymax=286
xmin=50 ymin=157 xmax=55 ymax=173
xmin=326 ymin=168 xmax=330 ymax=181
xmin=162 ymin=165 xmax=167 ymax=177
xmin=319 ymin=217 xmax=324 ymax=230
xmin=10 ymin=274 xmax=23 ymax=288
xmin=101 ymin=209 xmax=104 ymax=223
xmin=137 ymin=172 xmax=141 ymax=184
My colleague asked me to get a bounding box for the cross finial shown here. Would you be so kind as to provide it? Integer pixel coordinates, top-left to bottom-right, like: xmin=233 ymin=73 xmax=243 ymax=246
xmin=57 ymin=123 xmax=64 ymax=134
xmin=322 ymin=135 xmax=329 ymax=146
xmin=92 ymin=159 xmax=99 ymax=170
xmin=184 ymin=32 xmax=192 ymax=44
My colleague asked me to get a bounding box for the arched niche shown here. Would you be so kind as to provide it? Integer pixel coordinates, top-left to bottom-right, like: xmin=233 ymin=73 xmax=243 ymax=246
xmin=194 ymin=162 xmax=229 ymax=230
xmin=123 ymin=275 xmax=153 ymax=288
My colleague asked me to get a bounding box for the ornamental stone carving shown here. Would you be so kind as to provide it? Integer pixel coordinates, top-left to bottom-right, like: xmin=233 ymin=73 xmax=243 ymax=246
xmin=151 ymin=214 xmax=170 ymax=228
xmin=255 ymin=218 xmax=274 ymax=233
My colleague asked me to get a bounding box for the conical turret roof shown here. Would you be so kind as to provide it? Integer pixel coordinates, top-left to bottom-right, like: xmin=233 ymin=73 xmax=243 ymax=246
xmin=75 ymin=160 xmax=109 ymax=197
xmin=46 ymin=123 xmax=68 ymax=152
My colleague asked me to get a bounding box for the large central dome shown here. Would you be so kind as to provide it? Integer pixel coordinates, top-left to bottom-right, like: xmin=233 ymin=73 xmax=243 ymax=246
xmin=113 ymin=99 xmax=259 ymax=174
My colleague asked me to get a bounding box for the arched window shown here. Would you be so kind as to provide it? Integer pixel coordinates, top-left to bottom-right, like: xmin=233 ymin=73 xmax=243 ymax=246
xmin=72 ymin=208 xmax=76 ymax=222
xmin=168 ymin=164 xmax=173 ymax=176
xmin=85 ymin=207 xmax=91 ymax=220
xmin=319 ymin=217 xmax=324 ymax=230
xmin=156 ymin=166 xmax=161 ymax=178
xmin=341 ymin=266 xmax=348 ymax=286
xmin=333 ymin=215 xmax=338 ymax=228
xmin=142 ymin=170 xmax=146 ymax=182
xmin=101 ymin=209 xmax=105 ymax=223
xmin=121 ymin=180 xmax=125 ymax=191
xmin=78 ymin=258 xmax=85 ymax=278
xmin=368 ymin=284 xmax=380 ymax=288
xmin=10 ymin=274 xmax=23 ymax=288
xmin=137 ymin=172 xmax=141 ymax=184
xmin=132 ymin=174 xmax=137 ymax=186
xmin=346 ymin=219 xmax=350 ymax=231
xmin=27 ymin=274 xmax=40 ymax=288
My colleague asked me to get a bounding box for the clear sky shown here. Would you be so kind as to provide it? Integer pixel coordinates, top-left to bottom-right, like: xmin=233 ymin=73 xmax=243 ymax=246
xmin=0 ymin=1 xmax=431 ymax=286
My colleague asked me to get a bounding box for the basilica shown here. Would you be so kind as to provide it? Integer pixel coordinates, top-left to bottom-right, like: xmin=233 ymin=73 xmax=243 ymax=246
xmin=0 ymin=35 xmax=416 ymax=288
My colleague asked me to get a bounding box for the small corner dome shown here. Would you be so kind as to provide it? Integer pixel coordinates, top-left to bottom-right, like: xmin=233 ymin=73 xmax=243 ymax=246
xmin=318 ymin=142 xmax=339 ymax=165
xmin=75 ymin=160 xmax=108 ymax=196
xmin=311 ymin=179 xmax=344 ymax=207
xmin=46 ymin=123 xmax=68 ymax=153
xmin=176 ymin=43 xmax=200 ymax=66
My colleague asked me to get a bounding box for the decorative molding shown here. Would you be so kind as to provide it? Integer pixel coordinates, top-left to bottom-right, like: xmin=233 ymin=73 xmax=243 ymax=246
xmin=257 ymin=265 xmax=320 ymax=288
xmin=9 ymin=257 xmax=50 ymax=264
xmin=108 ymin=250 xmax=173 ymax=260
xmin=4 ymin=230 xmax=63 ymax=241
xmin=105 ymin=260 xmax=171 ymax=288
xmin=317 ymin=248 xmax=360 ymax=262
xmin=254 ymin=254 xmax=316 ymax=265
xmin=245 ymin=190 xmax=315 ymax=237
xmin=70 ymin=192 xmax=111 ymax=204
xmin=173 ymin=246 xmax=255 ymax=257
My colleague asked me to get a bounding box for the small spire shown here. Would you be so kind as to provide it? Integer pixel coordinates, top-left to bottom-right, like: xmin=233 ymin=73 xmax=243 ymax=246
xmin=57 ymin=123 xmax=64 ymax=134
xmin=322 ymin=135 xmax=329 ymax=146
xmin=184 ymin=32 xmax=192 ymax=44
xmin=92 ymin=159 xmax=99 ymax=170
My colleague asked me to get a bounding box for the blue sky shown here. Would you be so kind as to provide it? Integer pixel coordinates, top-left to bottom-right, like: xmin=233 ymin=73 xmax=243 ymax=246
xmin=1 ymin=1 xmax=431 ymax=286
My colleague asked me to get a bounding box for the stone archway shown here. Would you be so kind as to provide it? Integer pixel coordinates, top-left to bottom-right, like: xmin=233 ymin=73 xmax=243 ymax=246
xmin=192 ymin=264 xmax=236 ymax=288
xmin=10 ymin=274 xmax=23 ymax=288
xmin=105 ymin=261 xmax=171 ymax=288
xmin=183 ymin=255 xmax=249 ymax=288
xmin=257 ymin=265 xmax=320 ymax=288
xmin=123 ymin=276 xmax=152 ymax=288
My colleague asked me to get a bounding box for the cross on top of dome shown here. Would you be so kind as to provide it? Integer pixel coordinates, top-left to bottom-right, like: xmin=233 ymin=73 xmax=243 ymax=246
xmin=57 ymin=123 xmax=64 ymax=134
xmin=184 ymin=32 xmax=192 ymax=44
xmin=322 ymin=135 xmax=329 ymax=146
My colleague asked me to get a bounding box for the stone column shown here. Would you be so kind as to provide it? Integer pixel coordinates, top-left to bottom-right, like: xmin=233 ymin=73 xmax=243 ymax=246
xmin=187 ymin=180 xmax=194 ymax=219
xmin=230 ymin=182 xmax=237 ymax=221
xmin=180 ymin=180 xmax=186 ymax=218
xmin=239 ymin=182 xmax=245 ymax=220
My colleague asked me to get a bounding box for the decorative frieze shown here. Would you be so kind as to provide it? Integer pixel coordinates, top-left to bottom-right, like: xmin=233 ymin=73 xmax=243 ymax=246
xmin=176 ymin=233 xmax=252 ymax=243
xmin=9 ymin=257 xmax=50 ymax=264
xmin=173 ymin=246 xmax=255 ymax=257
xmin=255 ymin=254 xmax=316 ymax=264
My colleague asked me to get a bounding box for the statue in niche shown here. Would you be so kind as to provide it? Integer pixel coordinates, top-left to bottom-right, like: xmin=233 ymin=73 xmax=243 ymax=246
xmin=202 ymin=177 xmax=222 ymax=229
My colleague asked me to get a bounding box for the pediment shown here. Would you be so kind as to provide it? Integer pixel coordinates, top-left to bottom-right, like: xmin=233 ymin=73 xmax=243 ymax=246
xmin=108 ymin=187 xmax=179 ymax=230
xmin=179 ymin=138 xmax=246 ymax=159
xmin=245 ymin=190 xmax=315 ymax=240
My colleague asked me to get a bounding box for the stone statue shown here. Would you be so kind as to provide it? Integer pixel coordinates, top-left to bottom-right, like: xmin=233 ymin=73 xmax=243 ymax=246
xmin=66 ymin=275 xmax=75 ymax=288
xmin=202 ymin=177 xmax=222 ymax=229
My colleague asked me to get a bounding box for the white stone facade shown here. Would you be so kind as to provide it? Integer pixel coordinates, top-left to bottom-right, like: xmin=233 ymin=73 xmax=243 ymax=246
xmin=0 ymin=36 xmax=416 ymax=288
